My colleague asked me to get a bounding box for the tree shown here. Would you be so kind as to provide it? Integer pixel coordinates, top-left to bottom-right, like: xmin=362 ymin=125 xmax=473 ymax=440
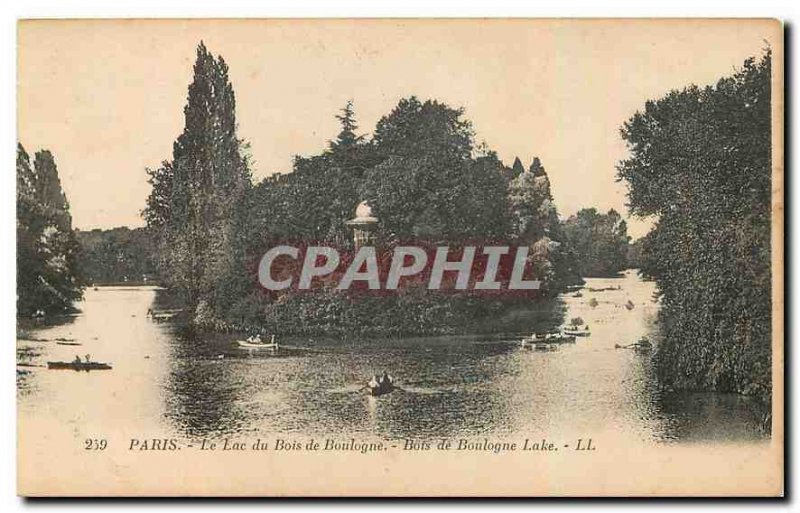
xmin=249 ymin=102 xmax=376 ymax=248
xmin=560 ymin=208 xmax=630 ymax=277
xmin=372 ymin=96 xmax=474 ymax=163
xmin=528 ymin=157 xmax=547 ymax=177
xmin=507 ymin=157 xmax=557 ymax=243
xmin=617 ymin=51 xmax=772 ymax=405
xmin=361 ymin=98 xmax=509 ymax=242
xmin=511 ymin=157 xmax=525 ymax=178
xmin=76 ymin=227 xmax=157 ymax=284
xmin=170 ymin=91 xmax=581 ymax=334
xmin=329 ymin=100 xmax=364 ymax=151
xmin=17 ymin=145 xmax=83 ymax=315
xmin=505 ymin=156 xmax=581 ymax=290
xmin=143 ymin=42 xmax=252 ymax=317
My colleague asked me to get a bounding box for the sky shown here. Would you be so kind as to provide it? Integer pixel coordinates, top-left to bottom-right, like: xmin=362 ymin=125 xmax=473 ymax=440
xmin=18 ymin=19 xmax=779 ymax=238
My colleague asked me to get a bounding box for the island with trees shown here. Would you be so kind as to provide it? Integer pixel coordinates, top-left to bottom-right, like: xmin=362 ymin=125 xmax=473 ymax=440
xmin=17 ymin=43 xmax=774 ymax=417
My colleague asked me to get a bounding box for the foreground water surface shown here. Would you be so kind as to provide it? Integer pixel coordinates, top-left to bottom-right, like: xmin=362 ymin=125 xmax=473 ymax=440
xmin=17 ymin=271 xmax=767 ymax=444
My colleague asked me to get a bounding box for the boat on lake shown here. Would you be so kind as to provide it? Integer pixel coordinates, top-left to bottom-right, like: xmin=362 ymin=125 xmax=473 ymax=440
xmin=563 ymin=327 xmax=591 ymax=337
xmin=615 ymin=337 xmax=653 ymax=352
xmin=521 ymin=332 xmax=576 ymax=348
xmin=367 ymin=374 xmax=395 ymax=396
xmin=633 ymin=337 xmax=652 ymax=352
xmin=237 ymin=334 xmax=279 ymax=350
xmin=47 ymin=360 xmax=112 ymax=371
xmin=146 ymin=308 xmax=182 ymax=322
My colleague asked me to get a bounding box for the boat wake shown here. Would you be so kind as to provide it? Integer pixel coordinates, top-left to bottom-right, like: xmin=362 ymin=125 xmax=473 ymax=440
xmin=326 ymin=384 xmax=367 ymax=394
xmin=393 ymin=385 xmax=444 ymax=395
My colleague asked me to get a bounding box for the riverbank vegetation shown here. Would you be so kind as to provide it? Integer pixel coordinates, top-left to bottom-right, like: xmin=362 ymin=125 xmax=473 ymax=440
xmin=16 ymin=144 xmax=83 ymax=316
xmin=560 ymin=208 xmax=630 ymax=277
xmin=76 ymin=227 xmax=157 ymax=285
xmin=618 ymin=51 xmax=773 ymax=408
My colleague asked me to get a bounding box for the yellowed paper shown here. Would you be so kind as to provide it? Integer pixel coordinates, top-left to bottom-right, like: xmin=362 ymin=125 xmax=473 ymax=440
xmin=16 ymin=18 xmax=783 ymax=497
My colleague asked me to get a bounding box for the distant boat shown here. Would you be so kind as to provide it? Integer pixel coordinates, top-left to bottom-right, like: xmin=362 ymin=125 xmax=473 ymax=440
xmin=633 ymin=337 xmax=652 ymax=352
xmin=146 ymin=308 xmax=183 ymax=322
xmin=615 ymin=337 xmax=653 ymax=352
xmin=563 ymin=327 xmax=591 ymax=337
xmin=47 ymin=360 xmax=112 ymax=371
xmin=237 ymin=334 xmax=279 ymax=350
xmin=587 ymin=286 xmax=620 ymax=292
xmin=521 ymin=333 xmax=575 ymax=347
xmin=367 ymin=375 xmax=395 ymax=396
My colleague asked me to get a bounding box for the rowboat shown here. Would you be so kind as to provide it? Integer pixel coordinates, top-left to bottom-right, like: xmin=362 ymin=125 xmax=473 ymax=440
xmin=146 ymin=308 xmax=183 ymax=322
xmin=633 ymin=337 xmax=653 ymax=352
xmin=368 ymin=377 xmax=395 ymax=396
xmin=47 ymin=361 xmax=112 ymax=371
xmin=237 ymin=340 xmax=279 ymax=349
xmin=521 ymin=333 xmax=576 ymax=347
xmin=615 ymin=337 xmax=653 ymax=352
xmin=237 ymin=335 xmax=278 ymax=350
xmin=563 ymin=328 xmax=591 ymax=337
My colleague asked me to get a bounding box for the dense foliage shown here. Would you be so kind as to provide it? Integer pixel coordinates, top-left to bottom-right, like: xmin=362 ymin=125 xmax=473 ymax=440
xmin=143 ymin=43 xmax=252 ymax=318
xmin=144 ymin=45 xmax=583 ymax=335
xmin=16 ymin=144 xmax=83 ymax=315
xmin=618 ymin=51 xmax=772 ymax=405
xmin=560 ymin=208 xmax=630 ymax=277
xmin=76 ymin=227 xmax=157 ymax=284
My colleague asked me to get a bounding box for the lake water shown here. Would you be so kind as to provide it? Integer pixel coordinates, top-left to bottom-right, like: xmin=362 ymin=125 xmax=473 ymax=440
xmin=17 ymin=270 xmax=767 ymax=445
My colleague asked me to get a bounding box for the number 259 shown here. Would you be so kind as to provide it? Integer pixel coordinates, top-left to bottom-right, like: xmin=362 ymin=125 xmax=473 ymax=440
xmin=84 ymin=439 xmax=107 ymax=450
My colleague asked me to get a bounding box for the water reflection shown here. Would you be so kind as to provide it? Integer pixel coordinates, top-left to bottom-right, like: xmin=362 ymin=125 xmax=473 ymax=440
xmin=18 ymin=273 xmax=768 ymax=445
xmin=654 ymin=392 xmax=766 ymax=443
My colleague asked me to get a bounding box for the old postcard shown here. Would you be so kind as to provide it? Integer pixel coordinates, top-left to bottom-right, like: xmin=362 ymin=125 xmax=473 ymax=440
xmin=16 ymin=18 xmax=783 ymax=496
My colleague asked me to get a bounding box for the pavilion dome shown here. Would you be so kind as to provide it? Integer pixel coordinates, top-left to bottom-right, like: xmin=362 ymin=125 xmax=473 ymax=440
xmin=347 ymin=200 xmax=378 ymax=226
xmin=355 ymin=201 xmax=373 ymax=219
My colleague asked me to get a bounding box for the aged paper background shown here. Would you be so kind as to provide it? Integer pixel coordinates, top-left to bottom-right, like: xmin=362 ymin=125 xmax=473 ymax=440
xmin=16 ymin=18 xmax=783 ymax=496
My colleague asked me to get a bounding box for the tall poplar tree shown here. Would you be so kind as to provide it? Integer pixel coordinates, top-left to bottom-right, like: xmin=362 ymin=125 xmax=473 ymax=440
xmin=17 ymin=145 xmax=83 ymax=315
xmin=144 ymin=43 xmax=251 ymax=317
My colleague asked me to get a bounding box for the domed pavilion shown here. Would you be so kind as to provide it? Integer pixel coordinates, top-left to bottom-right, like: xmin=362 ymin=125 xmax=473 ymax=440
xmin=345 ymin=201 xmax=379 ymax=248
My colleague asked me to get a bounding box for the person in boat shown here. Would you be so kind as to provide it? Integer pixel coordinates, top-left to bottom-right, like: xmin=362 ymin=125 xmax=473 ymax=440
xmin=381 ymin=372 xmax=393 ymax=387
xmin=85 ymin=354 xmax=91 ymax=363
xmin=369 ymin=375 xmax=380 ymax=389
xmin=73 ymin=355 xmax=82 ymax=364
